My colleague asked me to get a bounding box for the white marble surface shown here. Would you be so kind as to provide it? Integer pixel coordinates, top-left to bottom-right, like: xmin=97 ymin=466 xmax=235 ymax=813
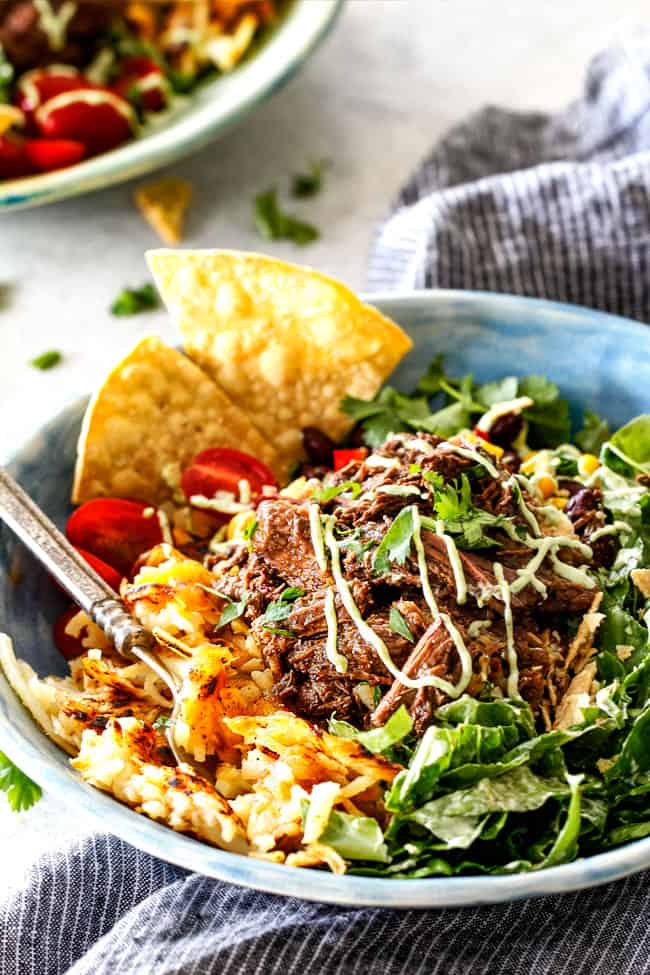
xmin=1 ymin=0 xmax=647 ymax=891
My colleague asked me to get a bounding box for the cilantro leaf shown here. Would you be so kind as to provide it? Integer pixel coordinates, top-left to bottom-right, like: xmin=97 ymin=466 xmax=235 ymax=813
xmin=263 ymin=627 xmax=295 ymax=638
xmin=433 ymin=474 xmax=472 ymax=522
xmin=389 ymin=606 xmax=415 ymax=642
xmin=0 ymin=44 xmax=14 ymax=103
xmin=30 ymin=350 xmax=62 ymax=371
xmin=111 ymin=283 xmax=158 ymax=316
xmin=0 ymin=753 xmax=41 ymax=812
xmin=291 ymin=159 xmax=329 ymax=198
xmin=153 ymin=715 xmax=173 ymax=730
xmin=373 ymin=506 xmax=415 ymax=575
xmin=342 ymin=387 xmax=436 ymax=448
xmin=215 ymin=594 xmax=250 ymax=631
xmin=259 ymin=587 xmax=305 ymax=629
xmin=254 ymin=189 xmax=319 ymax=245
xmin=313 ymin=481 xmax=362 ymax=503
xmin=575 ymin=409 xmax=610 ymax=454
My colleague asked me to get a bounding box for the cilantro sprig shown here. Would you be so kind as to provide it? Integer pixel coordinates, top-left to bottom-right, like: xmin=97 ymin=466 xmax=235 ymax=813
xmin=388 ymin=606 xmax=415 ymax=643
xmin=254 ymin=189 xmax=319 ymax=246
xmin=111 ymin=283 xmax=159 ymax=316
xmin=214 ymin=594 xmax=250 ymax=631
xmin=0 ymin=753 xmax=41 ymax=812
xmin=30 ymin=350 xmax=62 ymax=371
xmin=259 ymin=587 xmax=305 ymax=635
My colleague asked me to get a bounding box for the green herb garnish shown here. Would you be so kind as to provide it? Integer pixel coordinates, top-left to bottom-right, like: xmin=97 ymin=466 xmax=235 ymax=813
xmin=0 ymin=44 xmax=14 ymax=103
xmin=153 ymin=715 xmax=173 ymax=730
xmin=388 ymin=606 xmax=415 ymax=643
xmin=254 ymin=189 xmax=319 ymax=245
xmin=313 ymin=481 xmax=362 ymax=503
xmin=0 ymin=753 xmax=41 ymax=812
xmin=259 ymin=588 xmax=305 ymax=630
xmin=372 ymin=506 xmax=416 ymax=575
xmin=30 ymin=350 xmax=62 ymax=371
xmin=576 ymin=409 xmax=610 ymax=454
xmin=214 ymin=594 xmax=250 ymax=631
xmin=291 ymin=159 xmax=329 ymax=198
xmin=111 ymin=283 xmax=159 ymax=316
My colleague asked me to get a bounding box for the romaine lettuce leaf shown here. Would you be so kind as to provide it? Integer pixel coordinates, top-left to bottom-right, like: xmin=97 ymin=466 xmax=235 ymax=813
xmin=317 ymin=808 xmax=388 ymax=862
xmin=329 ymin=706 xmax=413 ymax=755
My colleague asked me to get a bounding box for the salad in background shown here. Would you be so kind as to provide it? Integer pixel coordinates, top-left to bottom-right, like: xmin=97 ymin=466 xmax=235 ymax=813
xmin=0 ymin=0 xmax=281 ymax=180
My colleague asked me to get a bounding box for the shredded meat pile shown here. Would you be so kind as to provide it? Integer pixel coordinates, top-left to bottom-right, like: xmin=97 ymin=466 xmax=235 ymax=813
xmin=211 ymin=434 xmax=602 ymax=734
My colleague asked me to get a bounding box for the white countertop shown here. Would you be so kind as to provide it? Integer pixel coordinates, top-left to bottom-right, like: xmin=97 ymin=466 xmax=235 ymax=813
xmin=1 ymin=0 xmax=647 ymax=891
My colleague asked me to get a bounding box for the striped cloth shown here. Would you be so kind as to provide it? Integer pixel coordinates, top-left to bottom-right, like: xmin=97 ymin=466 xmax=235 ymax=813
xmin=4 ymin=36 xmax=650 ymax=975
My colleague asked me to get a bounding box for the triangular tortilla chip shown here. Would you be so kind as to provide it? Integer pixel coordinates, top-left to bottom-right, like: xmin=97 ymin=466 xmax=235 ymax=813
xmin=72 ymin=336 xmax=279 ymax=505
xmin=146 ymin=250 xmax=413 ymax=474
xmin=135 ymin=177 xmax=192 ymax=244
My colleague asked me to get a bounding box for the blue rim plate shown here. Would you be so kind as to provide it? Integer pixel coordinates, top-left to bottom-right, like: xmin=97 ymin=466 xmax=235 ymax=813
xmin=2 ymin=289 xmax=650 ymax=908
xmin=0 ymin=0 xmax=343 ymax=212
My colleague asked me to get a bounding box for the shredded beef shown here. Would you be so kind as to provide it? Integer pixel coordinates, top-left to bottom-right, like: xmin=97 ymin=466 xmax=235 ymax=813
xmin=207 ymin=433 xmax=600 ymax=733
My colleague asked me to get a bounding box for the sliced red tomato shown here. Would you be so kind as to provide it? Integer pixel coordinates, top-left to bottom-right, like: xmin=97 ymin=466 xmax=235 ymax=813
xmin=35 ymin=89 xmax=135 ymax=156
xmin=25 ymin=138 xmax=85 ymax=171
xmin=66 ymin=499 xmax=163 ymax=576
xmin=112 ymin=56 xmax=168 ymax=112
xmin=14 ymin=67 xmax=89 ymax=115
xmin=333 ymin=448 xmax=368 ymax=471
xmin=53 ymin=605 xmax=94 ymax=661
xmin=73 ymin=546 xmax=122 ymax=591
xmin=0 ymin=134 xmax=34 ymax=180
xmin=181 ymin=448 xmax=277 ymax=504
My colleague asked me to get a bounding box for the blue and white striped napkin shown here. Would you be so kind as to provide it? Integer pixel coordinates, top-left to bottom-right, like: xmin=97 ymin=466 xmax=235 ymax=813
xmin=4 ymin=34 xmax=650 ymax=975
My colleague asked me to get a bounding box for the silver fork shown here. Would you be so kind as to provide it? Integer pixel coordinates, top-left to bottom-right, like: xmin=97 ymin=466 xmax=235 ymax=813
xmin=0 ymin=467 xmax=206 ymax=774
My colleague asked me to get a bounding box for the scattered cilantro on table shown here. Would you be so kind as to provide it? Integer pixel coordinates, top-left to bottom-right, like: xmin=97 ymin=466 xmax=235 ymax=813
xmin=254 ymin=189 xmax=319 ymax=246
xmin=30 ymin=350 xmax=62 ymax=371
xmin=0 ymin=753 xmax=41 ymax=812
xmin=291 ymin=159 xmax=330 ymax=198
xmin=110 ymin=283 xmax=159 ymax=316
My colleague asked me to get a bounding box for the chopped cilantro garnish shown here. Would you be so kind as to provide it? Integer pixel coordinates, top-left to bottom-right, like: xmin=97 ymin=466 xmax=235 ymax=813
xmin=263 ymin=627 xmax=295 ymax=638
xmin=254 ymin=189 xmax=319 ymax=245
xmin=214 ymin=594 xmax=250 ymax=631
xmin=0 ymin=44 xmax=14 ymax=103
xmin=111 ymin=283 xmax=159 ymax=316
xmin=0 ymin=753 xmax=41 ymax=812
xmin=388 ymin=606 xmax=415 ymax=643
xmin=259 ymin=588 xmax=304 ymax=630
xmin=291 ymin=159 xmax=329 ymax=198
xmin=153 ymin=715 xmax=173 ymax=730
xmin=373 ymin=506 xmax=416 ymax=575
xmin=30 ymin=350 xmax=62 ymax=371
xmin=243 ymin=519 xmax=258 ymax=551
xmin=313 ymin=480 xmax=362 ymax=503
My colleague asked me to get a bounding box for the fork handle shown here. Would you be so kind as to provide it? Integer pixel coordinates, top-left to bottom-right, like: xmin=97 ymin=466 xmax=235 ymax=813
xmin=0 ymin=468 xmax=155 ymax=659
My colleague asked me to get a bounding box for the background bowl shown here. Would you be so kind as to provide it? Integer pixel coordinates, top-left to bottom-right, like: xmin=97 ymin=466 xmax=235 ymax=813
xmin=0 ymin=0 xmax=342 ymax=212
xmin=2 ymin=290 xmax=650 ymax=908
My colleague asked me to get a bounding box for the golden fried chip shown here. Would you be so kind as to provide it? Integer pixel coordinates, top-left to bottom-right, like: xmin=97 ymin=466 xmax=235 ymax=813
xmin=135 ymin=177 xmax=192 ymax=244
xmin=72 ymin=336 xmax=279 ymax=504
xmin=146 ymin=250 xmax=413 ymax=476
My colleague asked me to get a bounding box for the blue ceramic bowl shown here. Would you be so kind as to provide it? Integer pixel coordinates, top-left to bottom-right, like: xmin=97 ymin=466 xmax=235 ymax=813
xmin=0 ymin=0 xmax=342 ymax=212
xmin=2 ymin=290 xmax=650 ymax=908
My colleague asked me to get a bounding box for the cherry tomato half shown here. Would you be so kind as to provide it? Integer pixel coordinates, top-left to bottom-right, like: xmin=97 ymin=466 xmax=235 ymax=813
xmin=73 ymin=547 xmax=123 ymax=591
xmin=181 ymin=448 xmax=277 ymax=503
xmin=66 ymin=499 xmax=163 ymax=577
xmin=112 ymin=56 xmax=167 ymax=112
xmin=53 ymin=605 xmax=100 ymax=661
xmin=15 ymin=67 xmax=89 ymax=115
xmin=333 ymin=448 xmax=368 ymax=471
xmin=473 ymin=426 xmax=491 ymax=443
xmin=25 ymin=138 xmax=85 ymax=171
xmin=0 ymin=134 xmax=34 ymax=179
xmin=35 ymin=89 xmax=135 ymax=156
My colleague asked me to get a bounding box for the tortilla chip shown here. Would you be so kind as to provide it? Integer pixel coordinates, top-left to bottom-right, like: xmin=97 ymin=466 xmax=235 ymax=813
xmin=146 ymin=250 xmax=413 ymax=475
xmin=72 ymin=336 xmax=279 ymax=505
xmin=135 ymin=177 xmax=192 ymax=245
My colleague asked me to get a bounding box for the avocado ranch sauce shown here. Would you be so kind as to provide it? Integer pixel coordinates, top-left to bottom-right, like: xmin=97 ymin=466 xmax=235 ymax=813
xmin=304 ymin=426 xmax=610 ymax=705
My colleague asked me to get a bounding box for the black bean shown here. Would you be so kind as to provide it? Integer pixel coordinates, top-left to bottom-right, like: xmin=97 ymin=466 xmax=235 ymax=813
xmin=301 ymin=426 xmax=334 ymax=467
xmin=558 ymin=478 xmax=584 ymax=497
xmin=489 ymin=412 xmax=524 ymax=448
xmin=565 ymin=488 xmax=599 ymax=521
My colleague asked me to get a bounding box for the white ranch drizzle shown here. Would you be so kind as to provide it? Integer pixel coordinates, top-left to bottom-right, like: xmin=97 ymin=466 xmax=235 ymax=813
xmin=34 ymin=0 xmax=76 ymax=51
xmin=323 ymin=514 xmax=470 ymax=697
xmin=508 ymin=475 xmax=541 ymax=537
xmin=435 ymin=519 xmax=467 ymax=605
xmin=476 ymin=396 xmax=534 ymax=433
xmin=493 ymin=562 xmax=520 ymax=697
xmin=467 ymin=618 xmax=493 ymax=638
xmin=365 ymin=455 xmax=400 ymax=470
xmin=438 ymin=442 xmax=500 ymax=479
xmin=308 ymin=502 xmax=328 ymax=574
xmin=376 ymin=484 xmax=422 ymax=497
xmin=589 ymin=520 xmax=632 ymax=542
xmin=323 ymin=588 xmax=347 ymax=674
xmin=411 ymin=506 xmax=438 ymax=616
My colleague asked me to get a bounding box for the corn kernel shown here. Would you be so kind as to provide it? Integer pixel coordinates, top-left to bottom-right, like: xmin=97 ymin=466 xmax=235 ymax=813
xmin=549 ymin=497 xmax=568 ymax=510
xmin=578 ymin=454 xmax=600 ymax=478
xmin=227 ymin=510 xmax=256 ymax=541
xmin=461 ymin=431 xmax=504 ymax=459
xmin=521 ymin=453 xmax=538 ymax=475
xmin=537 ymin=475 xmax=557 ymax=499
